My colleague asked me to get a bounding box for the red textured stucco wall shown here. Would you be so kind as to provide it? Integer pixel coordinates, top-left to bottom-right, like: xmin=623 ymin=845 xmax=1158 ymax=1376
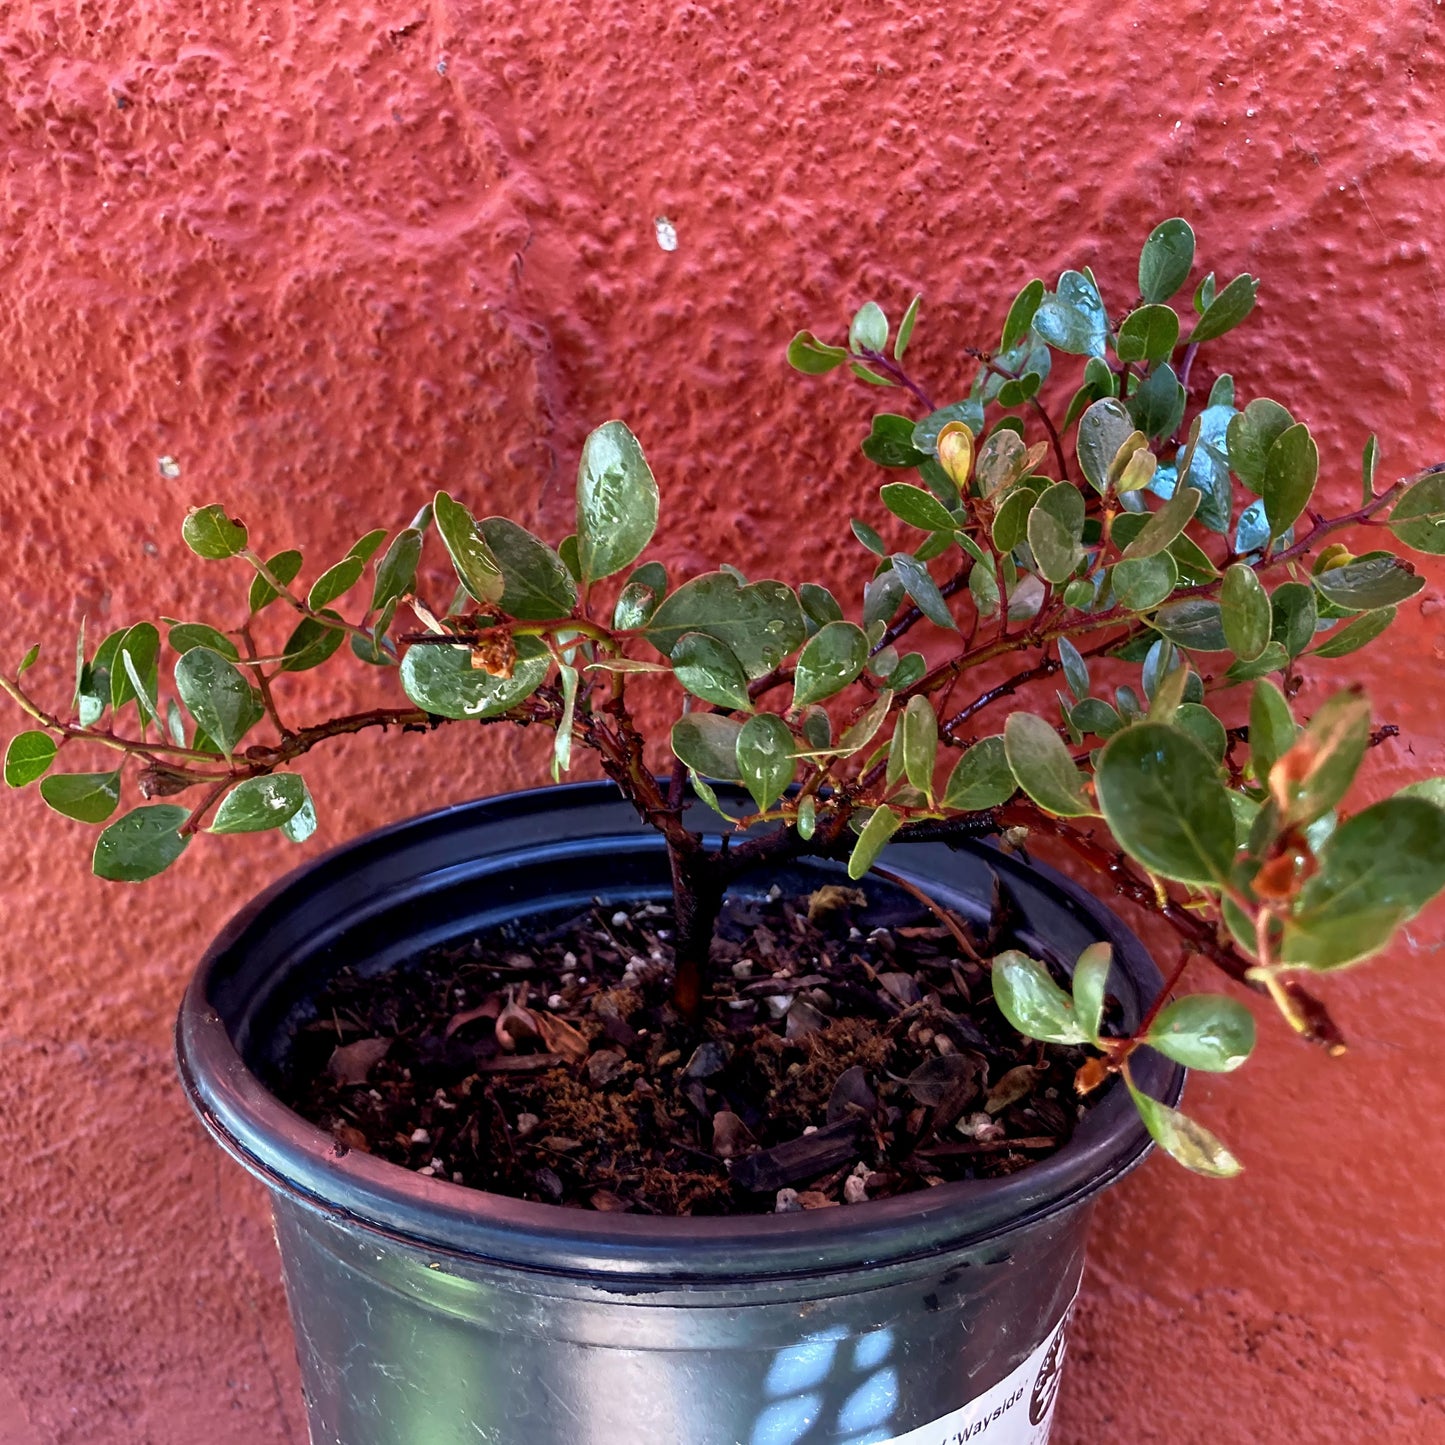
xmin=2 ymin=1 xmax=1444 ymax=1441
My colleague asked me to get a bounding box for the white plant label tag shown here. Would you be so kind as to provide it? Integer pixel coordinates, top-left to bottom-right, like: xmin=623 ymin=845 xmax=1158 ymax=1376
xmin=877 ymin=1299 xmax=1073 ymax=1445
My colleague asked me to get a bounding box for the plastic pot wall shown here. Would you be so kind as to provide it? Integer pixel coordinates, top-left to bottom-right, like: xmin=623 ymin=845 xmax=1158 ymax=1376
xmin=177 ymin=782 xmax=1182 ymax=1445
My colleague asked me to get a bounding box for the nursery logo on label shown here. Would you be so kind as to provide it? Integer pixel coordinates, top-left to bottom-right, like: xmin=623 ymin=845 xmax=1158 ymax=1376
xmin=875 ymin=1295 xmax=1075 ymax=1445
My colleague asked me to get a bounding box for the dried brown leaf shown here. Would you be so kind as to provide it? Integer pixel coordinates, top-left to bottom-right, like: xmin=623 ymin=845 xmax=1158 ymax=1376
xmin=326 ymin=1037 xmax=391 ymax=1085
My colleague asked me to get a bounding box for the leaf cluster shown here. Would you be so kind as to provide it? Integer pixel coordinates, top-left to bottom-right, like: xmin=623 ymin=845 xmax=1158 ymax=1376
xmin=7 ymin=220 xmax=1445 ymax=1177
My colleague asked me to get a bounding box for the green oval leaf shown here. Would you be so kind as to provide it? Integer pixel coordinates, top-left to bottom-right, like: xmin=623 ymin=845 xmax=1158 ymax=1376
xmin=899 ymin=696 xmax=939 ymax=798
xmin=1188 ymin=272 xmax=1259 ymax=346
xmin=168 ymin=623 xmax=239 ymax=660
xmin=737 ymin=713 xmax=796 ymax=812
xmin=1138 ymin=219 xmax=1195 ymax=304
xmin=992 ymin=951 xmax=1089 ymax=1044
xmin=1070 ymin=942 xmax=1112 ymax=1043
xmin=576 ymin=421 xmax=661 ymax=587
xmin=182 ymin=505 xmax=248 ymax=560
xmin=880 ymin=482 xmax=958 ymax=532
xmin=1127 ymin=362 xmax=1185 ymax=442
xmin=1226 ymin=398 xmax=1295 ymax=492
xmin=1116 ymin=304 xmax=1181 ymax=365
xmin=1281 ymin=797 xmax=1445 ymax=969
xmin=210 ymin=774 xmax=309 ymax=834
xmin=371 ymin=529 xmax=423 ymax=612
xmin=280 ymin=613 xmax=346 ymax=673
xmin=40 ymin=769 xmax=122 ymax=824
xmin=1119 ymin=486 xmax=1200 ymax=561
xmin=1220 ymin=564 xmax=1271 ymax=662
xmin=1027 ymin=482 xmax=1086 ymax=583
xmin=848 ymin=301 xmax=888 ymax=354
xmin=1076 ymin=398 xmax=1134 ymax=494
xmin=1261 ymin=423 xmax=1319 ymax=540
xmin=249 ymin=549 xmax=303 ymax=613
xmin=400 ymin=639 xmax=548 ymax=720
xmin=942 ymin=735 xmax=1014 ymax=811
xmin=1388 ymin=472 xmax=1445 ymax=555
xmin=991 ymin=485 xmax=1039 ymax=553
xmin=670 ymin=714 xmax=745 ymax=782
xmin=863 ymin=415 xmax=928 ymax=469
xmin=1313 ymin=552 xmax=1425 ymax=612
xmin=830 ymin=690 xmax=894 ymax=759
xmin=847 ymin=805 xmax=902 ymax=879
xmin=1000 ymin=278 xmax=1045 ymax=351
xmin=1312 ymin=607 xmax=1396 ymax=659
xmin=894 ymin=294 xmax=921 ymax=360
xmin=1111 ymin=553 xmax=1178 ymax=612
xmin=307 ymin=556 xmax=365 ymax=611
xmin=1270 ymin=581 xmax=1318 ymax=659
xmin=1249 ymin=679 xmax=1296 ymax=783
xmin=793 ymin=621 xmax=869 ymax=708
xmin=1095 ymin=722 xmax=1236 ymax=884
xmin=644 ymin=572 xmax=806 ymax=677
xmin=672 ymin=632 xmax=752 ymax=711
xmin=476 ymin=517 xmax=578 ymax=620
xmin=1003 ymin=712 xmax=1093 ymax=817
xmin=888 ymin=553 xmax=958 ymax=631
xmin=110 ymin=623 xmax=160 ymax=713
xmin=787 ymin=330 xmax=848 ymax=375
xmin=1147 ymin=994 xmax=1256 ymax=1072
xmin=92 ymin=804 xmax=191 ymax=882
xmin=1127 ymin=1080 xmax=1242 ymax=1177
xmin=433 ymin=491 xmax=503 ymax=604
xmin=175 ymin=647 xmax=263 ymax=756
xmin=1033 ymin=270 xmax=1107 ymax=357
xmin=4 ymin=731 xmax=57 ymax=787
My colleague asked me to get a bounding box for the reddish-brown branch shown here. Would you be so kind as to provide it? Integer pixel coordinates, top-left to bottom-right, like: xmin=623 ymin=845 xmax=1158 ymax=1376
xmin=1001 ymin=801 xmax=1346 ymax=1052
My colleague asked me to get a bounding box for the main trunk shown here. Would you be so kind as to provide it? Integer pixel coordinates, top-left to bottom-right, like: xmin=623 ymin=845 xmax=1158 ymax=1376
xmin=668 ymin=841 xmax=727 ymax=1021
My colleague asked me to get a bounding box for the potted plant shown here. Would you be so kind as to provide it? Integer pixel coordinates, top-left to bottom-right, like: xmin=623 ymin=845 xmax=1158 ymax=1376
xmin=5 ymin=218 xmax=1443 ymax=1445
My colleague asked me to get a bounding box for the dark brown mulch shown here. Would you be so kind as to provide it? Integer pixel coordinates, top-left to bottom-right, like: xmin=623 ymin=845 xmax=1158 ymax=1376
xmin=276 ymin=879 xmax=1103 ymax=1216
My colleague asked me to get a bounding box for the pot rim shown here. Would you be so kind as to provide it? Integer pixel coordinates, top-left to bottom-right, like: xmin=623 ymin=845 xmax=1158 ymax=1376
xmin=177 ymin=780 xmax=1183 ymax=1285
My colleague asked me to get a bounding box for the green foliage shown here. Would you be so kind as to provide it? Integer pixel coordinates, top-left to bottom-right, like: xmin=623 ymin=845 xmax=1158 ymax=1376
xmin=211 ymin=775 xmax=309 ymax=834
xmin=4 ymin=731 xmax=56 ymax=787
xmin=576 ymin=421 xmax=660 ymax=585
xmin=737 ymin=713 xmax=796 ymax=812
xmin=175 ymin=648 xmax=262 ymax=757
xmin=41 ymin=769 xmax=122 ymax=824
xmin=8 ymin=217 xmax=1445 ymax=1187
xmin=671 ymin=633 xmax=752 ymax=711
xmin=249 ymin=549 xmax=304 ymax=613
xmin=1138 ymin=219 xmax=1195 ymax=304
xmin=182 ymin=506 xmax=248 ymax=560
xmin=400 ymin=638 xmax=548 ymax=720
xmin=1095 ymin=723 xmax=1235 ymax=884
xmin=644 ymin=572 xmax=806 ymax=676
xmin=1126 ymin=1077 xmax=1242 ymax=1178
xmin=992 ymin=951 xmax=1090 ymax=1045
xmin=793 ymin=622 xmax=869 ymax=707
xmin=477 ymin=518 xmax=578 ymax=620
xmin=1146 ymin=995 xmax=1256 ymax=1072
xmin=93 ymin=805 xmax=191 ymax=881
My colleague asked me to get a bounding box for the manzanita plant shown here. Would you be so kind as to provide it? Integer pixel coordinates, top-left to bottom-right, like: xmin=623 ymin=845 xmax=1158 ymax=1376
xmin=6 ymin=219 xmax=1445 ymax=1178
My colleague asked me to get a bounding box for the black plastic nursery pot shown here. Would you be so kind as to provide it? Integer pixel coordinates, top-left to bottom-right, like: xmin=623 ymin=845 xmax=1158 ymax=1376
xmin=177 ymin=781 xmax=1183 ymax=1445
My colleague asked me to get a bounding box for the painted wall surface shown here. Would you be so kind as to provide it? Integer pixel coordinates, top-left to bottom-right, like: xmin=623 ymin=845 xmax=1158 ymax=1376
xmin=1 ymin=1 xmax=1443 ymax=1440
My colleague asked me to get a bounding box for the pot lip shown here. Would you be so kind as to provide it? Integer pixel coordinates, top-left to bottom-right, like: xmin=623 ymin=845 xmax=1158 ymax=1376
xmin=177 ymin=780 xmax=1184 ymax=1285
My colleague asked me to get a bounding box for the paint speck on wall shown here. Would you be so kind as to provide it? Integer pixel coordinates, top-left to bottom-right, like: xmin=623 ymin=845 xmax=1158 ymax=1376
xmin=654 ymin=216 xmax=678 ymax=252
